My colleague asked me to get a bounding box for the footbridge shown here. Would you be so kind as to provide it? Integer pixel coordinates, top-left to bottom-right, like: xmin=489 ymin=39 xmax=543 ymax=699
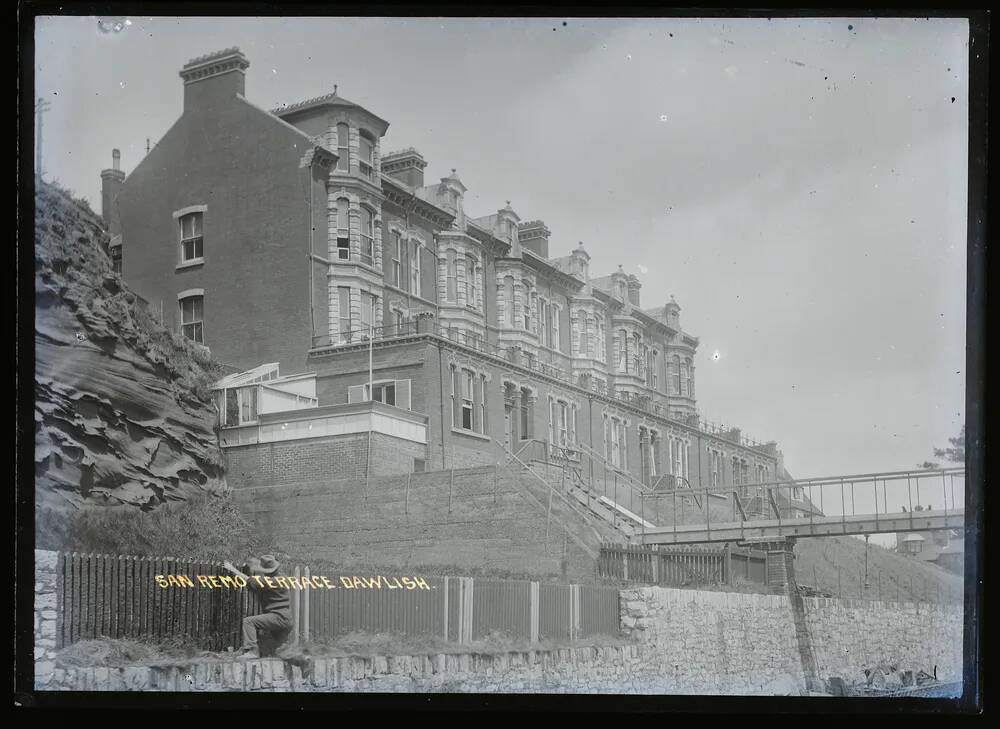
xmin=636 ymin=467 xmax=965 ymax=546
xmin=494 ymin=439 xmax=965 ymax=547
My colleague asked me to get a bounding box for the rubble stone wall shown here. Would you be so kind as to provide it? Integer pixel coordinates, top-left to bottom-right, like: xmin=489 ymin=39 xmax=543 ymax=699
xmin=619 ymin=586 xmax=964 ymax=693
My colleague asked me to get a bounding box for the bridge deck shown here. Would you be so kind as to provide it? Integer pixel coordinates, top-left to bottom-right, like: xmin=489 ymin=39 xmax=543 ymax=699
xmin=638 ymin=509 xmax=965 ymax=545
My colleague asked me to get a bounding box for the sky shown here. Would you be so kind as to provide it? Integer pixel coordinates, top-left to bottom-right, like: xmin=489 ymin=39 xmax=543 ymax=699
xmin=34 ymin=16 xmax=969 ymax=489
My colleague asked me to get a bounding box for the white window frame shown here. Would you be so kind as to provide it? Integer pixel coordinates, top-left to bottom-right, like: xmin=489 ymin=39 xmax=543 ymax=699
xmin=177 ymin=289 xmax=204 ymax=344
xmin=173 ymin=206 xmax=206 ymax=265
xmin=411 ymin=239 xmax=422 ymax=297
xmin=359 ymin=206 xmax=375 ymax=266
xmin=336 ymin=198 xmax=350 ymax=260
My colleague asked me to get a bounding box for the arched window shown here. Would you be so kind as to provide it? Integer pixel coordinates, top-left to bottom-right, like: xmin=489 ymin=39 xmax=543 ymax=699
xmin=685 ymin=357 xmax=694 ymax=397
xmin=359 ymin=207 xmax=375 ymax=265
xmin=336 ymin=199 xmax=350 ymax=260
xmin=446 ymin=250 xmax=457 ymax=301
xmin=410 ymin=240 xmax=422 ymax=297
xmin=618 ymin=329 xmax=629 ymax=372
xmin=672 ymin=355 xmax=682 ymax=394
xmin=632 ymin=333 xmax=642 ymax=375
xmin=504 ymin=277 xmax=515 ymax=326
xmin=358 ymin=130 xmax=376 ymax=181
xmin=336 ymin=123 xmax=349 ymax=172
xmin=391 ymin=230 xmax=402 ymax=286
xmin=522 ymin=280 xmax=532 ymax=330
xmin=596 ymin=315 xmax=606 ymax=362
xmin=466 ymin=254 xmax=479 ymax=309
xmin=681 ymin=358 xmax=690 ymax=396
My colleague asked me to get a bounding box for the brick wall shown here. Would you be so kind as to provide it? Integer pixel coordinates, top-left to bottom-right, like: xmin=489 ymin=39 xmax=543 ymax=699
xmin=234 ymin=465 xmax=607 ymax=581
xmin=117 ymin=90 xmax=326 ymax=374
xmin=224 ymin=432 xmax=426 ymax=488
xmin=619 ymin=586 xmax=964 ymax=695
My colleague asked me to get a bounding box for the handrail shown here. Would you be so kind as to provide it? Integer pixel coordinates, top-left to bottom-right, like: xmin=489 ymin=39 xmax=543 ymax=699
xmin=490 ymin=438 xmax=632 ymax=536
xmin=654 ymin=467 xmax=965 ymax=499
xmin=574 ymin=441 xmax=656 ymax=496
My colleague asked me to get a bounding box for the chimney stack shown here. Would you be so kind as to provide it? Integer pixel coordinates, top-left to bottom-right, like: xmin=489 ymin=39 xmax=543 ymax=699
xmin=518 ymin=220 xmax=551 ymax=258
xmin=179 ymin=47 xmax=250 ymax=112
xmin=381 ymin=148 xmax=427 ymax=188
xmin=626 ymin=274 xmax=642 ymax=307
xmin=100 ymin=148 xmax=126 ymax=232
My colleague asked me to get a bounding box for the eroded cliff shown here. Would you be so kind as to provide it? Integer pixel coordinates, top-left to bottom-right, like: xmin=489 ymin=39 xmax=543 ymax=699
xmin=35 ymin=180 xmax=227 ymax=534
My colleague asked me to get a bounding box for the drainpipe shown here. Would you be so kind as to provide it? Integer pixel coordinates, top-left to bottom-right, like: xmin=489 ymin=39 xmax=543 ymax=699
xmin=308 ymin=161 xmax=316 ymax=342
xmin=438 ymin=342 xmax=448 ymax=469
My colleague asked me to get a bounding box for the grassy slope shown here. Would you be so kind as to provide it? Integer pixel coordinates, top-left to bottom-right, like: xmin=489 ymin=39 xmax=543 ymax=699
xmin=792 ymin=535 xmax=963 ymax=603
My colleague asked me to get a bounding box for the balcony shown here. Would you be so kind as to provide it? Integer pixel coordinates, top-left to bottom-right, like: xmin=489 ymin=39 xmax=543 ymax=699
xmin=307 ymin=321 xmax=768 ymax=450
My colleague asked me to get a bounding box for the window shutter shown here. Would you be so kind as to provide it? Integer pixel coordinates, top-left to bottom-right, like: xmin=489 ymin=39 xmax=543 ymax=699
xmin=395 ymin=379 xmax=411 ymax=410
xmin=348 ymin=384 xmax=366 ymax=403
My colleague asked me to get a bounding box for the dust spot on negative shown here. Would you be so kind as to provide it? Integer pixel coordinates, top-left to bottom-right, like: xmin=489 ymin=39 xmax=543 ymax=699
xmin=848 ymin=24 xmax=854 ymax=31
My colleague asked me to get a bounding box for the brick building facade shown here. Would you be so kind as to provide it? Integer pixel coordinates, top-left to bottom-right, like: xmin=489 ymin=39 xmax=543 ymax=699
xmin=104 ymin=47 xmax=795 ymax=499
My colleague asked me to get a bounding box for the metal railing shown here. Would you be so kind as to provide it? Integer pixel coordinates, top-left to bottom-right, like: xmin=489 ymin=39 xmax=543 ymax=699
xmin=642 ymin=467 xmax=966 ymax=544
xmin=491 ymin=438 xmax=637 ymax=540
xmin=309 ymin=321 xmax=782 ymax=452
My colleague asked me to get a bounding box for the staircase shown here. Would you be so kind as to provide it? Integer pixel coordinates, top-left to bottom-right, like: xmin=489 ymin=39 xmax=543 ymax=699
xmin=492 ymin=439 xmax=644 ymax=546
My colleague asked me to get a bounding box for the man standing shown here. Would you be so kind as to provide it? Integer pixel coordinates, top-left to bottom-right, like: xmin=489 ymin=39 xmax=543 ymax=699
xmin=223 ymin=555 xmax=292 ymax=658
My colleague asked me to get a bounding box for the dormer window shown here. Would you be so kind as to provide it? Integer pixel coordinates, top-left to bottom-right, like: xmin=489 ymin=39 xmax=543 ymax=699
xmin=359 ymin=130 xmax=376 ymax=181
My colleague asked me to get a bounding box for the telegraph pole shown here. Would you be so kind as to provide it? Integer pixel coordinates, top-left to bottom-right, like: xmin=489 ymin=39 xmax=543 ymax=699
xmin=35 ymin=98 xmax=52 ymax=180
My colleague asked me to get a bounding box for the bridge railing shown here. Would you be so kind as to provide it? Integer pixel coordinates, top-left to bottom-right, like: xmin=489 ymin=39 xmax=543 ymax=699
xmin=646 ymin=467 xmax=965 ymax=539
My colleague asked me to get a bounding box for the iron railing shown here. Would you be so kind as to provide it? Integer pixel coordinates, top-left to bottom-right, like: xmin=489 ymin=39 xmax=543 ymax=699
xmin=310 ymin=321 xmax=783 ymax=452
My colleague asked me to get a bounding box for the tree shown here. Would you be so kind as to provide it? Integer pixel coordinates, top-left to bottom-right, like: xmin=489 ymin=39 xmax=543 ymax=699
xmin=933 ymin=425 xmax=966 ymax=464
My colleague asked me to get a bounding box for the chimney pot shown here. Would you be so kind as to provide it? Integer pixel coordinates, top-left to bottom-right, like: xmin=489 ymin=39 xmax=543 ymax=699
xmin=112 ymin=148 xmax=120 ymax=171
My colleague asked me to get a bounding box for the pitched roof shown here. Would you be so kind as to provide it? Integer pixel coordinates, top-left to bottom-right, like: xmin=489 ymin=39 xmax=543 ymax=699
xmin=270 ymin=91 xmax=390 ymax=134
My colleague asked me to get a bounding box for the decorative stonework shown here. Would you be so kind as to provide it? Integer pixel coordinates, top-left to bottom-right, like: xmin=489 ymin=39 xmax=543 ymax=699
xmin=180 ymin=48 xmax=250 ymax=83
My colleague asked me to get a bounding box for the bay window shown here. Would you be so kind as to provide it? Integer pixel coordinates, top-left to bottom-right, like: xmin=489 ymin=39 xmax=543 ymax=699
xmin=359 ymin=207 xmax=375 ymax=266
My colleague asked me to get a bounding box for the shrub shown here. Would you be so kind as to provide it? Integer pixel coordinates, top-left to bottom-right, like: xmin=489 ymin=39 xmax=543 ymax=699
xmin=59 ymin=491 xmax=261 ymax=561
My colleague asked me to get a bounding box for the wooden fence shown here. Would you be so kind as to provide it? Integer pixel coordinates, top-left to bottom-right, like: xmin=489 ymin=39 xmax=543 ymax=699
xmin=598 ymin=543 xmax=767 ymax=587
xmin=54 ymin=553 xmax=621 ymax=650
xmin=55 ymin=553 xmax=261 ymax=651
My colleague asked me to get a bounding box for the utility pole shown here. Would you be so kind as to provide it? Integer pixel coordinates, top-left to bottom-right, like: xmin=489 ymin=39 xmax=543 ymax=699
xmin=35 ymin=98 xmax=52 ymax=180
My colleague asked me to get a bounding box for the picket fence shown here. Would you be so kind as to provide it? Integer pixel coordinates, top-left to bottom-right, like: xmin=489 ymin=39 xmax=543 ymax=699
xmin=598 ymin=543 xmax=767 ymax=586
xmin=54 ymin=553 xmax=621 ymax=650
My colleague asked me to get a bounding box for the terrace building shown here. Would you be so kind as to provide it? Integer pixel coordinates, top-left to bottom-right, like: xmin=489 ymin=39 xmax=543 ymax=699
xmin=103 ymin=47 xmax=798 ymax=505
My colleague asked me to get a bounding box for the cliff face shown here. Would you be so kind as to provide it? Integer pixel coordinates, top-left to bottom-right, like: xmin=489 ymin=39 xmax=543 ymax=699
xmin=34 ymin=180 xmax=227 ymax=527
